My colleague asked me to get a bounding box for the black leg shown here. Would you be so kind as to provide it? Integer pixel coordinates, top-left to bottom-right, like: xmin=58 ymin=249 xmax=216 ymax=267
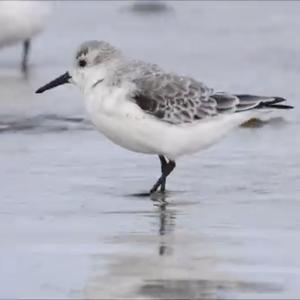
xmin=150 ymin=155 xmax=176 ymax=194
xmin=159 ymin=155 xmax=167 ymax=192
xmin=21 ymin=39 xmax=31 ymax=74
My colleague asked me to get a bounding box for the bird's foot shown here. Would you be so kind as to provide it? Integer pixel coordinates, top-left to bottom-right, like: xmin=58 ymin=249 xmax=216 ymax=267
xmin=150 ymin=176 xmax=166 ymax=194
xmin=150 ymin=191 xmax=168 ymax=205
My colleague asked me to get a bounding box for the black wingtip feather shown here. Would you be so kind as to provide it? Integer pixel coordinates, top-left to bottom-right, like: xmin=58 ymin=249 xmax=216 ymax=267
xmin=258 ymin=97 xmax=294 ymax=110
xmin=266 ymin=97 xmax=287 ymax=105
xmin=235 ymin=94 xmax=294 ymax=112
xmin=264 ymin=103 xmax=294 ymax=109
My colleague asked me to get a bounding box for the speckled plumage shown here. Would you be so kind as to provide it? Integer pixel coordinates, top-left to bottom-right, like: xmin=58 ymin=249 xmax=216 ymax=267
xmin=129 ymin=67 xmax=283 ymax=125
xmin=132 ymin=72 xmax=215 ymax=124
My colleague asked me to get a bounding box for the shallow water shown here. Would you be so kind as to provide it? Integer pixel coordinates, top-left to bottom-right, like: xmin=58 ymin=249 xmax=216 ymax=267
xmin=0 ymin=1 xmax=299 ymax=299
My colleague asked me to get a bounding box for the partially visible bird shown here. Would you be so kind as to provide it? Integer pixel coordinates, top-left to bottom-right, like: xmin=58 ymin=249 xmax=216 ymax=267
xmin=0 ymin=1 xmax=51 ymax=73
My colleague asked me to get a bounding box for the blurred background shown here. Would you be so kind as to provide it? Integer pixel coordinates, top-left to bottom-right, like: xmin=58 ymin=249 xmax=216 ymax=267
xmin=0 ymin=1 xmax=299 ymax=299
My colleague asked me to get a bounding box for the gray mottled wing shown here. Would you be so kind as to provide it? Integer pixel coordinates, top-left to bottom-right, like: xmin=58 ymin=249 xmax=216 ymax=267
xmin=131 ymin=71 xmax=290 ymax=124
xmin=132 ymin=73 xmax=221 ymax=124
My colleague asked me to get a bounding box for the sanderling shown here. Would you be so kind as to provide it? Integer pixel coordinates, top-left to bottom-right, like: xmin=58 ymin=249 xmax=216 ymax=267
xmin=0 ymin=1 xmax=51 ymax=73
xmin=36 ymin=40 xmax=293 ymax=194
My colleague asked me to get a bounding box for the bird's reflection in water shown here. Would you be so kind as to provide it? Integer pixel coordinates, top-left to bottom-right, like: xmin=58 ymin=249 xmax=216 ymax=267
xmin=150 ymin=192 xmax=177 ymax=256
xmin=136 ymin=193 xmax=284 ymax=299
xmin=82 ymin=193 xmax=284 ymax=299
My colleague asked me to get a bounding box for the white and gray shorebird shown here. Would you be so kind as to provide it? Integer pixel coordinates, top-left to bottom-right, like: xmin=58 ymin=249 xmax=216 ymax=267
xmin=36 ymin=40 xmax=293 ymax=194
xmin=0 ymin=1 xmax=51 ymax=73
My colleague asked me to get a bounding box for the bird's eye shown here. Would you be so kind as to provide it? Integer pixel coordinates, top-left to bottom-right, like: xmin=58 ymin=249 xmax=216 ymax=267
xmin=78 ymin=59 xmax=87 ymax=67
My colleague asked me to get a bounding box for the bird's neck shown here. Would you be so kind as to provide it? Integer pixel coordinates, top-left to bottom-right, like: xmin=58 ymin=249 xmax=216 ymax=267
xmin=83 ymin=59 xmax=127 ymax=93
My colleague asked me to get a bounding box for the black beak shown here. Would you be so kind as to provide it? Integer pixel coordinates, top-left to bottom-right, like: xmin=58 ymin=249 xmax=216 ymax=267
xmin=35 ymin=72 xmax=71 ymax=94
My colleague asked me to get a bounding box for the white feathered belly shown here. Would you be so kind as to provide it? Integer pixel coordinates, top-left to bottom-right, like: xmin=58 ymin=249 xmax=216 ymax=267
xmin=85 ymin=89 xmax=254 ymax=160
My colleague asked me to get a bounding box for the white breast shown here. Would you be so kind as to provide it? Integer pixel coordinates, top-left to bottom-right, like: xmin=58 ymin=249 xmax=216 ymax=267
xmin=85 ymin=84 xmax=162 ymax=154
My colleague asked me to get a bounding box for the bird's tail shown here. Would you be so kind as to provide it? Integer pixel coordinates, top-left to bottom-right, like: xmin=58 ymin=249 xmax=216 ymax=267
xmin=235 ymin=95 xmax=294 ymax=111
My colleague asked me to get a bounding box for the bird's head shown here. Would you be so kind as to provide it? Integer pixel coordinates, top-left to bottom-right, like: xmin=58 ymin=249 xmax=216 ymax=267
xmin=36 ymin=40 xmax=122 ymax=94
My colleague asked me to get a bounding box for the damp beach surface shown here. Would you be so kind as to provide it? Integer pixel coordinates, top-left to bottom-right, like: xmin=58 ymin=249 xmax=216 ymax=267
xmin=0 ymin=2 xmax=299 ymax=299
